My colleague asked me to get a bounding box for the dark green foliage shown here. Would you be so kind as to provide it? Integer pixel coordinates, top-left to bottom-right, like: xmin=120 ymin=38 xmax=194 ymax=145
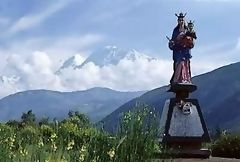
xmin=211 ymin=133 xmax=240 ymax=159
xmin=38 ymin=117 xmax=50 ymax=126
xmin=21 ymin=110 xmax=36 ymax=125
xmin=114 ymin=103 xmax=159 ymax=162
xmin=212 ymin=125 xmax=222 ymax=140
xmin=6 ymin=120 xmax=21 ymax=128
xmin=63 ymin=111 xmax=90 ymax=128
xmin=21 ymin=125 xmax=40 ymax=145
xmin=0 ymin=105 xmax=166 ymax=161
xmin=40 ymin=125 xmax=54 ymax=144
xmin=0 ymin=124 xmax=15 ymax=161
xmin=68 ymin=110 xmax=74 ymax=117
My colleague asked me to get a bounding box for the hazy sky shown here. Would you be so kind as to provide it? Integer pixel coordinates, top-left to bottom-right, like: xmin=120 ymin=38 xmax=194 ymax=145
xmin=0 ymin=0 xmax=239 ymax=97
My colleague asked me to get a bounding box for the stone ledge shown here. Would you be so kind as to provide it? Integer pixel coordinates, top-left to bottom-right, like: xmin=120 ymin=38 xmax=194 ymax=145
xmin=152 ymin=157 xmax=240 ymax=162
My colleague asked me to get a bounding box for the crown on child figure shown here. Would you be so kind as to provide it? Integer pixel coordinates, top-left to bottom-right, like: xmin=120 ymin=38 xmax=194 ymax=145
xmin=188 ymin=20 xmax=195 ymax=26
xmin=175 ymin=12 xmax=187 ymax=19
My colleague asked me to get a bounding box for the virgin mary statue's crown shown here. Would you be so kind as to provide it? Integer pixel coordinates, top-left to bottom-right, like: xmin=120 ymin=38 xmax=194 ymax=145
xmin=175 ymin=12 xmax=187 ymax=19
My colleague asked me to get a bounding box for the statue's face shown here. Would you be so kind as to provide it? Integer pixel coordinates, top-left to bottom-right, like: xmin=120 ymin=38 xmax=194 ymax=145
xmin=177 ymin=18 xmax=184 ymax=26
xmin=188 ymin=24 xmax=194 ymax=30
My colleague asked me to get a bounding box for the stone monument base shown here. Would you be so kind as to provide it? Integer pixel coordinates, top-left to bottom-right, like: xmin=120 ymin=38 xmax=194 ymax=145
xmin=159 ymin=98 xmax=211 ymax=158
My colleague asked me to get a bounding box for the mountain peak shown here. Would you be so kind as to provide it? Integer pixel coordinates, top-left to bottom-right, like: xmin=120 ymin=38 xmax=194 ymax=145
xmin=56 ymin=46 xmax=157 ymax=74
xmin=56 ymin=54 xmax=85 ymax=74
xmin=76 ymin=46 xmax=157 ymax=68
xmin=105 ymin=45 xmax=117 ymax=50
xmin=125 ymin=49 xmax=155 ymax=61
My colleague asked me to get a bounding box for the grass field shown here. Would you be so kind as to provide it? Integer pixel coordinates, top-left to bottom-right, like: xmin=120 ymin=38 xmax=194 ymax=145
xmin=1 ymin=104 xmax=240 ymax=162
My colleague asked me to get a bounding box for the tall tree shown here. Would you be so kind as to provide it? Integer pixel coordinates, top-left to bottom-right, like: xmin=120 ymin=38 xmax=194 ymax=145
xmin=21 ymin=110 xmax=36 ymax=125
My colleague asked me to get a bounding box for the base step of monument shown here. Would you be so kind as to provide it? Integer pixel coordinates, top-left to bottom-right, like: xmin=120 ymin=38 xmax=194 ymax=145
xmin=152 ymin=157 xmax=240 ymax=162
xmin=154 ymin=149 xmax=211 ymax=159
xmin=161 ymin=149 xmax=211 ymax=159
xmin=171 ymin=149 xmax=211 ymax=158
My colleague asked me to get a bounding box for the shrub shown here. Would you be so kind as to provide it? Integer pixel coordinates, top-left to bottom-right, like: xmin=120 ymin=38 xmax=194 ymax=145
xmin=20 ymin=125 xmax=40 ymax=145
xmin=211 ymin=133 xmax=240 ymax=158
xmin=114 ymin=103 xmax=159 ymax=162
xmin=0 ymin=124 xmax=15 ymax=161
xmin=40 ymin=125 xmax=55 ymax=144
xmin=0 ymin=105 xmax=167 ymax=161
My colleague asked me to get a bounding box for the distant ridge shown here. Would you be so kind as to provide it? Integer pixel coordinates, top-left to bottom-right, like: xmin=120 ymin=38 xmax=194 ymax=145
xmin=0 ymin=87 xmax=146 ymax=122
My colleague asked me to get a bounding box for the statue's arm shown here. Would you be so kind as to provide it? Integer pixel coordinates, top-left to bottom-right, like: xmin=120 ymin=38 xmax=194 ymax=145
xmin=169 ymin=29 xmax=178 ymax=50
xmin=168 ymin=40 xmax=175 ymax=50
xmin=193 ymin=32 xmax=197 ymax=39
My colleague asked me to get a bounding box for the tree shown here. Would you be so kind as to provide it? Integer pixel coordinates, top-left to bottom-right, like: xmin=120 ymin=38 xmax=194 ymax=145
xmin=38 ymin=116 xmax=50 ymax=126
xmin=21 ymin=110 xmax=36 ymax=125
xmin=6 ymin=120 xmax=20 ymax=128
xmin=63 ymin=110 xmax=90 ymax=127
xmin=68 ymin=110 xmax=74 ymax=117
xmin=75 ymin=111 xmax=90 ymax=126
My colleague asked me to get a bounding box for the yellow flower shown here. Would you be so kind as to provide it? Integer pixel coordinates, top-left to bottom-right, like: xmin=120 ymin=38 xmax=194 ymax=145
xmin=52 ymin=143 xmax=57 ymax=151
xmin=66 ymin=140 xmax=75 ymax=150
xmin=51 ymin=133 xmax=57 ymax=139
xmin=107 ymin=148 xmax=115 ymax=159
xmin=79 ymin=154 xmax=85 ymax=162
xmin=66 ymin=145 xmax=73 ymax=150
xmin=38 ymin=139 xmax=44 ymax=148
xmin=20 ymin=148 xmax=28 ymax=156
xmin=80 ymin=145 xmax=86 ymax=152
xmin=78 ymin=145 xmax=87 ymax=162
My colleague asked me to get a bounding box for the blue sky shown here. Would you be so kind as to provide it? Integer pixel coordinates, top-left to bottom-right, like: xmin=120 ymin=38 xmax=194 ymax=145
xmin=0 ymin=0 xmax=239 ymax=97
xmin=0 ymin=0 xmax=239 ymax=57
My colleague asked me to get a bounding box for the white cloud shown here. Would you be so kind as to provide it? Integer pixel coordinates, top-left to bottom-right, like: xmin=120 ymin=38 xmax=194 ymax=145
xmin=0 ymin=32 xmax=104 ymax=98
xmin=234 ymin=37 xmax=240 ymax=51
xmin=46 ymin=34 xmax=103 ymax=53
xmin=0 ymin=37 xmax=239 ymax=98
xmin=188 ymin=38 xmax=240 ymax=76
xmin=40 ymin=34 xmax=104 ymax=70
xmin=4 ymin=51 xmax=63 ymax=92
xmin=0 ymin=82 xmax=21 ymax=99
xmin=4 ymin=34 xmax=103 ymax=55
xmin=1 ymin=52 xmax=174 ymax=98
xmin=0 ymin=33 xmax=104 ymax=72
xmin=193 ymin=40 xmax=239 ymax=65
xmin=6 ymin=0 xmax=75 ymax=35
xmin=59 ymin=58 xmax=173 ymax=91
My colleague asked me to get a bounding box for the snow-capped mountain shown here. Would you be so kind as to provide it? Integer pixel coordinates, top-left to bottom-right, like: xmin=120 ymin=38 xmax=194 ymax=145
xmin=55 ymin=54 xmax=85 ymax=74
xmin=56 ymin=46 xmax=157 ymax=73
xmin=0 ymin=75 xmax=20 ymax=85
xmin=124 ymin=49 xmax=156 ymax=62
xmin=76 ymin=46 xmax=157 ymax=68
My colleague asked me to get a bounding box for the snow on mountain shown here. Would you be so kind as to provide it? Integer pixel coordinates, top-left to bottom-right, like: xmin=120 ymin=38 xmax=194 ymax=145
xmin=76 ymin=46 xmax=157 ymax=68
xmin=124 ymin=49 xmax=156 ymax=62
xmin=55 ymin=54 xmax=85 ymax=74
xmin=0 ymin=75 xmax=20 ymax=85
xmin=56 ymin=46 xmax=157 ymax=74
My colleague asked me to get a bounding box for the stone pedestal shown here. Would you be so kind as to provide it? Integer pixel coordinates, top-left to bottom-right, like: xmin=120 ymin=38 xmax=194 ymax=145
xmin=159 ymin=84 xmax=211 ymax=158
